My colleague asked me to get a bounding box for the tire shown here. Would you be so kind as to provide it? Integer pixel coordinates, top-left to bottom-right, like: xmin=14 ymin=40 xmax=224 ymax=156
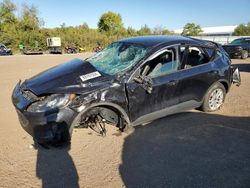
xmin=241 ymin=50 xmax=248 ymax=59
xmin=201 ymin=82 xmax=226 ymax=112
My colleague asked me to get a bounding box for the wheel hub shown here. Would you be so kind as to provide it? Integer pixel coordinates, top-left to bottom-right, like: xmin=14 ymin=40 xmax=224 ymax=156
xmin=208 ymin=88 xmax=224 ymax=110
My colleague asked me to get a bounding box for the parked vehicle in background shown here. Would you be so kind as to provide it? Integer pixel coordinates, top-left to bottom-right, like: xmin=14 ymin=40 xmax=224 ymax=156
xmin=65 ymin=46 xmax=86 ymax=54
xmin=23 ymin=48 xmax=43 ymax=55
xmin=93 ymin=43 xmax=103 ymax=52
xmin=12 ymin=36 xmax=241 ymax=146
xmin=0 ymin=43 xmax=12 ymax=56
xmin=79 ymin=47 xmax=86 ymax=53
xmin=222 ymin=38 xmax=250 ymax=59
xmin=47 ymin=37 xmax=62 ymax=54
xmin=21 ymin=41 xmax=43 ymax=55
xmin=65 ymin=46 xmax=78 ymax=54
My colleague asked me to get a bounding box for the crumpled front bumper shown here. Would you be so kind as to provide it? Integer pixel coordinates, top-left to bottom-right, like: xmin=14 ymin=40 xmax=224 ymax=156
xmin=12 ymin=82 xmax=77 ymax=144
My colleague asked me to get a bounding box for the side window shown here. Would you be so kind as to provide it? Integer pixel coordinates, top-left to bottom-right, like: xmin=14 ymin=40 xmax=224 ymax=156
xmin=243 ymin=39 xmax=249 ymax=44
xmin=182 ymin=46 xmax=210 ymax=69
xmin=147 ymin=47 xmax=178 ymax=78
xmin=246 ymin=39 xmax=250 ymax=44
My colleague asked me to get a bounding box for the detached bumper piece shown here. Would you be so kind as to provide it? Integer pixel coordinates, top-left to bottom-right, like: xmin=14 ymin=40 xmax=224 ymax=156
xmin=12 ymin=82 xmax=76 ymax=145
xmin=231 ymin=66 xmax=241 ymax=86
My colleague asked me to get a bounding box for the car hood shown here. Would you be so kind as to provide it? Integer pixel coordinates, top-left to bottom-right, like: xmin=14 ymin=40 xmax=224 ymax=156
xmin=23 ymin=58 xmax=115 ymax=95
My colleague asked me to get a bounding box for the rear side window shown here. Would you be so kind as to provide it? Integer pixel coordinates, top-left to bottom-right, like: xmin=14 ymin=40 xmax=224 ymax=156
xmin=181 ymin=46 xmax=211 ymax=69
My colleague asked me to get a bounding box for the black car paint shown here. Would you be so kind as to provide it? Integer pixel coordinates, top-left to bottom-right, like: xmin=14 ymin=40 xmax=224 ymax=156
xmin=12 ymin=36 xmax=236 ymax=145
xmin=12 ymin=59 xmax=128 ymax=143
xmin=24 ymin=59 xmax=113 ymax=95
xmin=222 ymin=38 xmax=250 ymax=59
xmin=126 ymin=41 xmax=231 ymax=124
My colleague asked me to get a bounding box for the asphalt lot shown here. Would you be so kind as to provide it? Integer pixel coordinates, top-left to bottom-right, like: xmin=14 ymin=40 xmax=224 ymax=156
xmin=0 ymin=54 xmax=249 ymax=188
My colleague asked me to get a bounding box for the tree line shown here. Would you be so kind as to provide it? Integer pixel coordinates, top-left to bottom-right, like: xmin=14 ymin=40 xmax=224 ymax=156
xmin=0 ymin=0 xmax=249 ymax=53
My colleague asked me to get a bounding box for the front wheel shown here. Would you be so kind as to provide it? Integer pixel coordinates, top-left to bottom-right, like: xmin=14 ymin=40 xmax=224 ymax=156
xmin=201 ymin=82 xmax=226 ymax=112
xmin=241 ymin=50 xmax=248 ymax=59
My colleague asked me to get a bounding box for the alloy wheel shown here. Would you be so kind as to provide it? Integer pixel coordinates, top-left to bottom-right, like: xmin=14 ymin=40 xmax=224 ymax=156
xmin=208 ymin=88 xmax=224 ymax=111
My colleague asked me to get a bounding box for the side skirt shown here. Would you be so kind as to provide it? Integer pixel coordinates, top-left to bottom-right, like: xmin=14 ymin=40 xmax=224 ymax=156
xmin=131 ymin=100 xmax=201 ymax=127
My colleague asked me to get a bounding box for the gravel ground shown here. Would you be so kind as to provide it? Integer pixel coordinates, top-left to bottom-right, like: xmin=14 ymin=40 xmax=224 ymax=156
xmin=0 ymin=54 xmax=249 ymax=188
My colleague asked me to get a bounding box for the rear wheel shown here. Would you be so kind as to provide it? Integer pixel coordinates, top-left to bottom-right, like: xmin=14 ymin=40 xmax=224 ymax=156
xmin=201 ymin=82 xmax=226 ymax=112
xmin=241 ymin=50 xmax=248 ymax=59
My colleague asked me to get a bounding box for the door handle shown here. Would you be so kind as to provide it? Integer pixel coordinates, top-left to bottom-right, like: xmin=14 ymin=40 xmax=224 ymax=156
xmin=208 ymin=70 xmax=218 ymax=75
xmin=167 ymin=80 xmax=178 ymax=86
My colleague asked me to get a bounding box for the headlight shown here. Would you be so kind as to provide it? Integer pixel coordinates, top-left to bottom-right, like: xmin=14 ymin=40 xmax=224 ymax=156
xmin=27 ymin=94 xmax=72 ymax=112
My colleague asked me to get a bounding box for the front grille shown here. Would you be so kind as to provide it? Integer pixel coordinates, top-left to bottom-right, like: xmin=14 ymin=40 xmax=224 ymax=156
xmin=224 ymin=46 xmax=242 ymax=54
xmin=225 ymin=47 xmax=234 ymax=53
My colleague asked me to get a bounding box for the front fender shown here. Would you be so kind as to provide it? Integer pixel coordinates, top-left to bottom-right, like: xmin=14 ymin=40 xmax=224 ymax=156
xmin=69 ymin=102 xmax=131 ymax=135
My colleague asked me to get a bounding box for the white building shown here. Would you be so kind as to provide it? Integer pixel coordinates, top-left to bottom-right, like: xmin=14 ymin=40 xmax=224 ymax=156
xmin=174 ymin=25 xmax=238 ymax=36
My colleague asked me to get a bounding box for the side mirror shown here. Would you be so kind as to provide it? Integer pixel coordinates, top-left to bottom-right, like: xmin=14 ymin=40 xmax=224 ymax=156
xmin=133 ymin=65 xmax=153 ymax=94
xmin=142 ymin=76 xmax=153 ymax=94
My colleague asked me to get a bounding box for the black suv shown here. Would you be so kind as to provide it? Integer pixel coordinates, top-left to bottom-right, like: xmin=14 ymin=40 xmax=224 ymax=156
xmin=0 ymin=43 xmax=12 ymax=56
xmin=12 ymin=36 xmax=241 ymax=145
xmin=223 ymin=38 xmax=250 ymax=59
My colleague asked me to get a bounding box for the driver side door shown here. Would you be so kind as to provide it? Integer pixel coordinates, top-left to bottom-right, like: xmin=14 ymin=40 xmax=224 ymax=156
xmin=126 ymin=45 xmax=182 ymax=126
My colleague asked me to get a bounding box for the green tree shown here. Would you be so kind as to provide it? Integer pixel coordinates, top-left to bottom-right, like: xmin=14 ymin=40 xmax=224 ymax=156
xmin=127 ymin=26 xmax=137 ymax=36
xmin=0 ymin=0 xmax=18 ymax=46
xmin=233 ymin=23 xmax=250 ymax=36
xmin=19 ymin=3 xmax=43 ymax=31
xmin=98 ymin=11 xmax=123 ymax=34
xmin=181 ymin=23 xmax=203 ymax=36
xmin=0 ymin=0 xmax=16 ymax=24
xmin=152 ymin=25 xmax=172 ymax=35
xmin=137 ymin=24 xmax=151 ymax=35
xmin=17 ymin=3 xmax=45 ymax=49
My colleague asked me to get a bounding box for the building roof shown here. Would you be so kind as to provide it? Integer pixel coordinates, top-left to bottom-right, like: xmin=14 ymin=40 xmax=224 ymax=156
xmin=174 ymin=25 xmax=238 ymax=35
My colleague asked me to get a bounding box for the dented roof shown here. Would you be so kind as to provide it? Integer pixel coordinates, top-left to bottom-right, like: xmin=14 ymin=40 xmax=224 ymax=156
xmin=119 ymin=35 xmax=215 ymax=48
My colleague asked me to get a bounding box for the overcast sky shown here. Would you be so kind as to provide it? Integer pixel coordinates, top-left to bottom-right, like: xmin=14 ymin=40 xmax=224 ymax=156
xmin=10 ymin=0 xmax=250 ymax=30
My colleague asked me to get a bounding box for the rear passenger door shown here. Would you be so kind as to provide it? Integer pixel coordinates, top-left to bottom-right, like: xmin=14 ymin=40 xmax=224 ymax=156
xmin=178 ymin=45 xmax=218 ymax=105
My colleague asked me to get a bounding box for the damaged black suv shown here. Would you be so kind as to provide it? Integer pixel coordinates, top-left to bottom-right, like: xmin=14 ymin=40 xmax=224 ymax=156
xmin=12 ymin=36 xmax=241 ymax=145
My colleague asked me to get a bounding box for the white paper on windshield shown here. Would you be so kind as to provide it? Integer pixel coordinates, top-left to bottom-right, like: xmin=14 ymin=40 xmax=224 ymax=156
xmin=80 ymin=71 xmax=101 ymax=82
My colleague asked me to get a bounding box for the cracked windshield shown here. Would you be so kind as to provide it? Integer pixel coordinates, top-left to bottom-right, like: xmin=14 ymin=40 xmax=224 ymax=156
xmin=87 ymin=42 xmax=147 ymax=75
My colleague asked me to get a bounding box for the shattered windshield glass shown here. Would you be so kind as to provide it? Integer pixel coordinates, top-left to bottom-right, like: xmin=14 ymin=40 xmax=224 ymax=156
xmin=87 ymin=42 xmax=147 ymax=75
